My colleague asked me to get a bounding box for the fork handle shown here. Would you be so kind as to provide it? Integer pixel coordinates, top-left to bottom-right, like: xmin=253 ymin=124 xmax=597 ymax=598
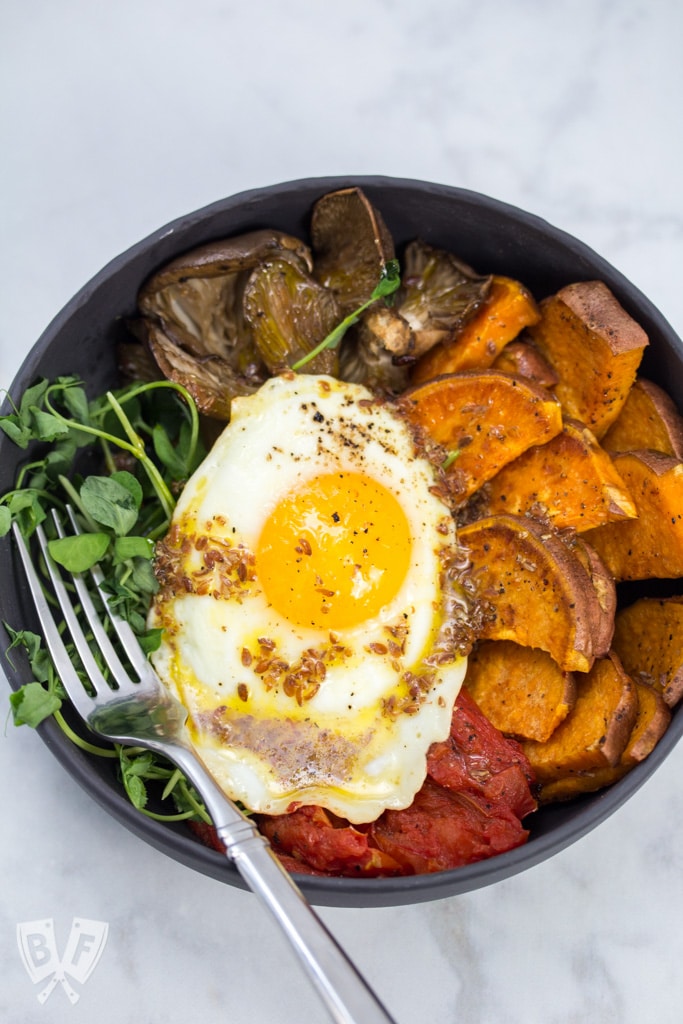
xmin=177 ymin=758 xmax=397 ymax=1024
xmin=221 ymin=823 xmax=397 ymax=1024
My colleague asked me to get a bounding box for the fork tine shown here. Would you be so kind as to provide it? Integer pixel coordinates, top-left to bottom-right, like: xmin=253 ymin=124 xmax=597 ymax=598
xmin=64 ymin=505 xmax=150 ymax=677
xmin=50 ymin=509 xmax=135 ymax=688
xmin=11 ymin=521 xmax=107 ymax=714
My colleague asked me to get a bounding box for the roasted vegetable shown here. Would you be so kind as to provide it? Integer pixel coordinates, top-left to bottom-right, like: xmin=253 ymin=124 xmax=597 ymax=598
xmin=136 ymin=316 xmax=256 ymax=421
xmin=457 ymin=514 xmax=612 ymax=673
xmin=491 ymin=340 xmax=559 ymax=388
xmin=601 ymin=377 xmax=683 ymax=457
xmin=463 ymin=640 xmax=576 ymax=742
xmin=243 ymin=256 xmax=340 ymax=375
xmin=401 ymin=370 xmax=563 ymax=502
xmin=583 ymin=450 xmax=683 ymax=579
xmin=310 ymin=187 xmax=395 ymax=315
xmin=611 ymin=596 xmax=683 ymax=707
xmin=396 ymin=240 xmax=491 ymax=354
xmin=133 ymin=229 xmax=319 ymax=416
xmin=527 ymin=280 xmax=649 ymax=438
xmin=570 ymin=536 xmax=617 ymax=658
xmin=484 ymin=418 xmax=637 ymax=531
xmin=411 ymin=275 xmax=540 ymax=382
xmin=338 ymin=305 xmax=415 ymax=395
xmin=138 ymin=229 xmax=312 ymax=359
xmin=521 ymin=652 xmax=638 ymax=783
xmin=536 ymin=678 xmax=670 ymax=802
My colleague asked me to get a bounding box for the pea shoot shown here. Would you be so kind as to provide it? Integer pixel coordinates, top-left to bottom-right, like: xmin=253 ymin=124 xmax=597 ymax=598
xmin=1 ymin=375 xmax=213 ymax=822
xmin=292 ymin=259 xmax=402 ymax=371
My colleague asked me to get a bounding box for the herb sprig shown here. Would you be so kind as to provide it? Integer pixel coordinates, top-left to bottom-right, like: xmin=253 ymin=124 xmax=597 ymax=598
xmin=291 ymin=258 xmax=402 ymax=371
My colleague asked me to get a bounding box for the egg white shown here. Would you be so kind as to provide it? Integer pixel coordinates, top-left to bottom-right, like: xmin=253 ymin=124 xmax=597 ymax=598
xmin=149 ymin=373 xmax=468 ymax=823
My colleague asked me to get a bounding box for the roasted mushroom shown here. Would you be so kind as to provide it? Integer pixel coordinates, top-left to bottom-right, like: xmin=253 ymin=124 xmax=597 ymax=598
xmin=311 ymin=187 xmax=395 ymax=315
xmin=138 ymin=229 xmax=313 ymax=359
xmin=243 ymin=256 xmax=341 ymax=376
xmin=339 ymin=305 xmax=415 ymax=395
xmin=397 ymin=240 xmax=492 ymax=352
xmin=136 ymin=317 xmax=256 ymax=421
xmin=131 ymin=229 xmax=315 ymax=417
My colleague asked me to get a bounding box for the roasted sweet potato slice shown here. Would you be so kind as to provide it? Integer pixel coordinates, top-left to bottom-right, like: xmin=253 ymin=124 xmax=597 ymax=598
xmin=601 ymin=377 xmax=683 ymax=457
xmin=411 ymin=276 xmax=541 ymax=382
xmin=484 ymin=418 xmax=637 ymax=531
xmin=537 ymin=678 xmax=671 ymax=802
xmin=527 ymin=281 xmax=648 ymax=438
xmin=521 ymin=652 xmax=638 ymax=785
xmin=463 ymin=640 xmax=576 ymax=742
xmin=401 ymin=371 xmax=562 ymax=502
xmin=492 ymin=340 xmax=559 ymax=388
xmin=611 ymin=596 xmax=683 ymax=707
xmin=457 ymin=513 xmax=610 ymax=672
xmin=583 ymin=450 xmax=683 ymax=579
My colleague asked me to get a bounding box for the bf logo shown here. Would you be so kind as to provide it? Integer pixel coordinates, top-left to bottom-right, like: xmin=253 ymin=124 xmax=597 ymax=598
xmin=17 ymin=918 xmax=109 ymax=1004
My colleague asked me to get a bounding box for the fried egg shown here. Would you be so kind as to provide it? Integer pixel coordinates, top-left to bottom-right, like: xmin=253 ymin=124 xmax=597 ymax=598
xmin=149 ymin=373 xmax=468 ymax=823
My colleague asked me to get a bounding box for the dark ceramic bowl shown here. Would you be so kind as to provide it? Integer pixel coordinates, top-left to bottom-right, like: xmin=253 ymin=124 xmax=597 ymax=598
xmin=2 ymin=177 xmax=682 ymax=908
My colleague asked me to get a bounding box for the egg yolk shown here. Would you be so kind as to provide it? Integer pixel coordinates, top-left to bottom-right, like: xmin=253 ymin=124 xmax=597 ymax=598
xmin=257 ymin=471 xmax=412 ymax=631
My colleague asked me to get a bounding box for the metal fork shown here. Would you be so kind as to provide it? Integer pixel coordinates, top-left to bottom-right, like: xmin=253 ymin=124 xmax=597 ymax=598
xmin=12 ymin=509 xmax=397 ymax=1024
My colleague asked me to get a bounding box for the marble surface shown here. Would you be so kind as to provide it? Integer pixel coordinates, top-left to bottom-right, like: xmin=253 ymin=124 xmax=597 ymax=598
xmin=2 ymin=2 xmax=683 ymax=1021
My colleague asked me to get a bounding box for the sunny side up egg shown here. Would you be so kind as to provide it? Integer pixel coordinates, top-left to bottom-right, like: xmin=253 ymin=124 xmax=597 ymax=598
xmin=148 ymin=373 xmax=470 ymax=824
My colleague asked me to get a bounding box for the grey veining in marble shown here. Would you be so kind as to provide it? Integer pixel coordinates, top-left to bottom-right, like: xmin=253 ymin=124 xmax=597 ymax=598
xmin=2 ymin=2 xmax=683 ymax=1022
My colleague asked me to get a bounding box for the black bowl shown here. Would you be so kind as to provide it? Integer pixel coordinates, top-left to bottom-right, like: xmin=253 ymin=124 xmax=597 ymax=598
xmin=2 ymin=176 xmax=682 ymax=908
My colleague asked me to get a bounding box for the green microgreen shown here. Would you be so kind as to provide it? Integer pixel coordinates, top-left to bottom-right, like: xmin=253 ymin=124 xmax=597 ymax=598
xmin=291 ymin=258 xmax=401 ymax=371
xmin=442 ymin=449 xmax=461 ymax=471
xmin=1 ymin=373 xmax=211 ymax=824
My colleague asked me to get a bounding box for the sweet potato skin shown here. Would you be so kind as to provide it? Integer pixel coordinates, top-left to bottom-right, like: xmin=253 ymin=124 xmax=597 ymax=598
xmin=492 ymin=340 xmax=559 ymax=388
xmin=484 ymin=418 xmax=637 ymax=531
xmin=568 ymin=537 xmax=616 ymax=658
xmin=521 ymin=652 xmax=638 ymax=785
xmin=527 ymin=281 xmax=648 ymax=438
xmin=458 ymin=513 xmax=609 ymax=673
xmin=611 ymin=596 xmax=683 ymax=707
xmin=537 ymin=679 xmax=670 ymax=802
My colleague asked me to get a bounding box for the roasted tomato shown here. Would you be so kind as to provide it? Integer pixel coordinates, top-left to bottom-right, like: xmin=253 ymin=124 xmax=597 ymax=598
xmin=258 ymin=806 xmax=403 ymax=877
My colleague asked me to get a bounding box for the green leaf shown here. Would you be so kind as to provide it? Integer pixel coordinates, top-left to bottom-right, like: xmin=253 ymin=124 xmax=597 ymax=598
xmin=110 ymin=470 xmax=143 ymax=510
xmin=137 ymin=627 xmax=163 ymax=655
xmin=9 ymin=682 xmax=62 ymax=727
xmin=113 ymin=535 xmax=155 ymax=562
xmin=18 ymin=379 xmax=50 ymax=418
xmin=4 ymin=625 xmax=52 ymax=682
xmin=0 ymin=416 xmax=32 ymax=449
xmin=0 ymin=506 xmax=11 ymax=537
xmin=7 ymin=490 xmax=47 ymax=534
xmin=60 ymin=384 xmax=90 ymax=424
xmin=152 ymin=423 xmax=187 ymax=479
xmin=122 ymin=771 xmax=148 ymax=810
xmin=130 ymin=558 xmax=158 ymax=595
xmin=29 ymin=408 xmax=71 ymax=442
xmin=48 ymin=532 xmax=111 ymax=572
xmin=80 ymin=475 xmax=139 ymax=535
xmin=373 ymin=258 xmax=402 ymax=299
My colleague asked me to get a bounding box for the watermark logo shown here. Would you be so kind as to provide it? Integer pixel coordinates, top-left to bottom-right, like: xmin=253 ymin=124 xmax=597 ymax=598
xmin=17 ymin=917 xmax=109 ymax=1004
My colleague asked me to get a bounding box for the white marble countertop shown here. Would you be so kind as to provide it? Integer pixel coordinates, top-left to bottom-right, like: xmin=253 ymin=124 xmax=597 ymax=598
xmin=2 ymin=2 xmax=683 ymax=1022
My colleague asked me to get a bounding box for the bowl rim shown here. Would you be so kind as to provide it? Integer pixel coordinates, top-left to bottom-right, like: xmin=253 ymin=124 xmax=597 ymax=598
xmin=2 ymin=175 xmax=682 ymax=908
